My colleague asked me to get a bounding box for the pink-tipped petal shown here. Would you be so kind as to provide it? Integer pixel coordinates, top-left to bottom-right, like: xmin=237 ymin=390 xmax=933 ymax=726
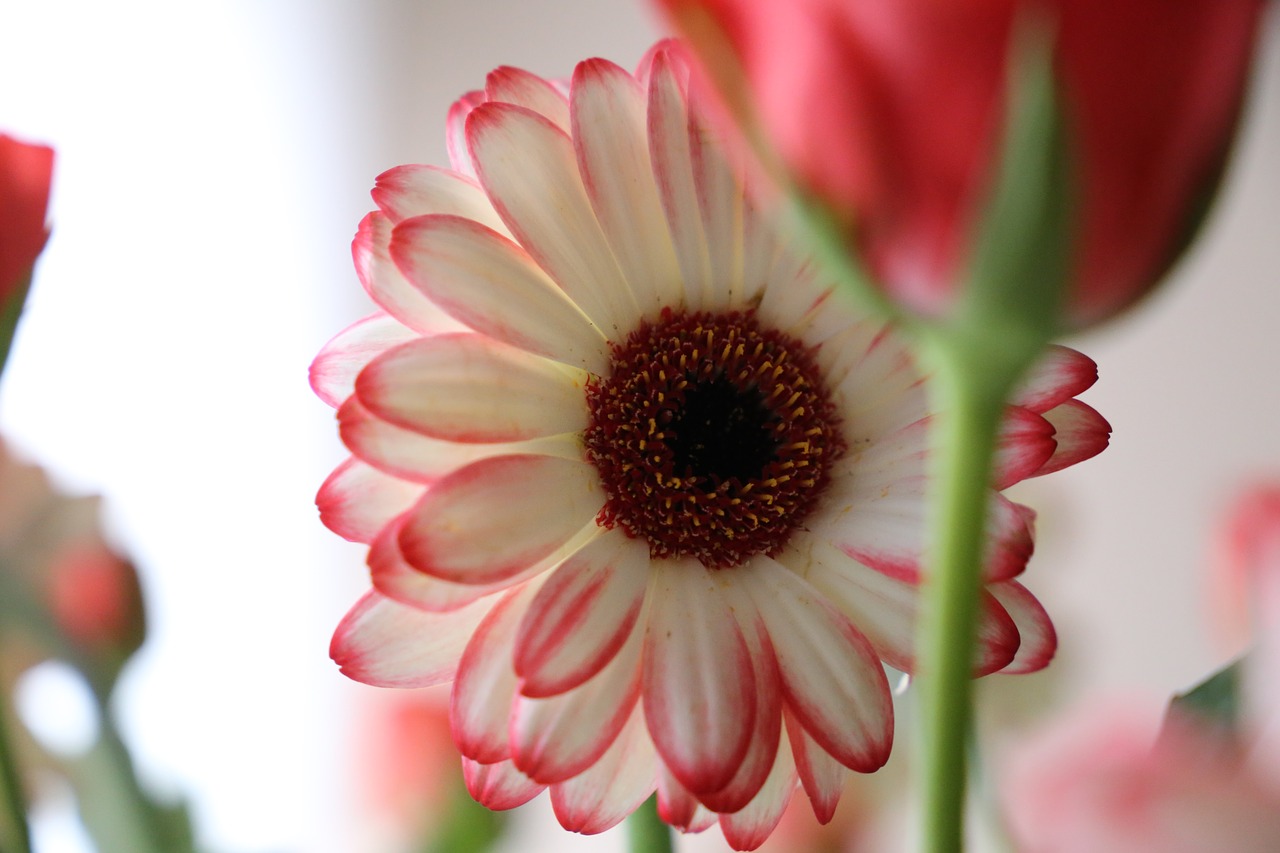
xmin=643 ymin=559 xmax=757 ymax=796
xmin=1032 ymin=398 xmax=1112 ymax=477
xmin=316 ymin=457 xmax=422 ymax=544
xmin=510 ymin=620 xmax=643 ymax=784
xmin=446 ymin=90 xmax=486 ymax=177
xmin=515 ymin=528 xmax=649 ymax=697
xmin=356 ymin=333 xmax=589 ymax=443
xmin=718 ymin=734 xmax=799 ymax=852
xmin=993 ymin=406 xmax=1058 ymax=490
xmin=648 ymin=47 xmax=711 ymax=311
xmin=785 ymin=708 xmax=847 ymax=824
xmin=370 ymin=164 xmax=508 ymax=234
xmin=368 ymin=516 xmax=521 ymax=612
xmin=339 ymin=396 xmax=483 ymax=484
xmin=486 ymin=65 xmax=570 ymax=130
xmin=398 ymin=454 xmax=601 ymax=585
xmin=657 ymin=765 xmax=719 ymax=833
xmin=550 ymin=708 xmax=658 ymax=835
xmin=353 ymin=211 xmax=466 ymax=335
xmin=572 ymin=57 xmax=683 ymax=318
xmin=451 ymin=582 xmax=540 ymax=763
xmin=1011 ymin=345 xmax=1099 ymax=413
xmin=799 ymin=540 xmax=1018 ymax=676
xmin=687 ymin=85 xmax=746 ymax=311
xmin=390 ymin=214 xmax=609 ymax=373
xmin=697 ymin=583 xmax=783 ymax=814
xmin=989 ymin=580 xmax=1058 ymax=675
xmin=309 ymin=313 xmax=416 ymax=408
xmin=330 ymin=591 xmax=490 ymax=687
xmin=740 ymin=557 xmax=893 ymax=773
xmin=340 ymin=396 xmax=584 ymax=484
xmin=461 ymin=757 xmax=545 ymax=810
xmin=467 ymin=102 xmax=635 ymax=334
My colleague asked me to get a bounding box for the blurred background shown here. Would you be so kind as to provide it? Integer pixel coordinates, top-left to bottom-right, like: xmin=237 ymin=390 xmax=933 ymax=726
xmin=0 ymin=1 xmax=1276 ymax=851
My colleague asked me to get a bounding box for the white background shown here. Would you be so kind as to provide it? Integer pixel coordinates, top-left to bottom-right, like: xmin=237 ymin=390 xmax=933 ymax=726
xmin=1 ymin=2 xmax=1277 ymax=851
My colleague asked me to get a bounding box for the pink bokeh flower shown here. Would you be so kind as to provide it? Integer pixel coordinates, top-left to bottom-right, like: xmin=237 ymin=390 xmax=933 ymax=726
xmin=0 ymin=438 xmax=145 ymax=675
xmin=655 ymin=0 xmax=1267 ymax=328
xmin=0 ymin=134 xmax=54 ymax=303
xmin=1004 ymin=705 xmax=1280 ymax=853
xmin=312 ymin=41 xmax=1108 ymax=849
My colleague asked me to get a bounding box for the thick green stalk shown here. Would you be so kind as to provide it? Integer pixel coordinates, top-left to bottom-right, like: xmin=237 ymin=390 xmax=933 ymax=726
xmin=917 ymin=348 xmax=1016 ymax=853
xmin=626 ymin=795 xmax=674 ymax=853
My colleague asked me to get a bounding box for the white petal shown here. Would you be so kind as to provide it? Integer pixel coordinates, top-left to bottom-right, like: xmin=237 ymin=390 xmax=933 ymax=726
xmin=643 ymin=559 xmax=756 ymax=796
xmin=315 ymin=457 xmax=422 ymax=544
xmin=572 ymin=58 xmax=683 ymax=319
xmin=309 ymin=312 xmax=416 ymax=408
xmin=550 ymin=708 xmax=658 ymax=834
xmin=370 ymin=164 xmax=509 ymax=235
xmin=647 ymin=48 xmax=708 ymax=312
xmin=356 ymin=333 xmax=590 ymax=443
xmin=718 ymin=732 xmax=798 ymax=852
xmin=367 ymin=515 xmax=526 ymax=612
xmin=740 ymin=557 xmax=892 ymax=772
xmin=391 ymin=214 xmax=610 ymax=373
xmin=330 ymin=591 xmax=490 ymax=687
xmin=398 ymin=454 xmax=602 ymax=585
xmin=686 ymin=85 xmax=744 ymax=310
xmin=515 ymin=528 xmax=650 ymax=697
xmin=510 ymin=616 xmax=643 ymax=783
xmin=467 ymin=102 xmax=637 ymax=336
xmin=446 ymin=90 xmax=486 ymax=177
xmin=451 ymin=581 xmax=542 ymax=763
xmin=486 ymin=65 xmax=570 ymax=131
xmin=784 ymin=707 xmax=847 ymax=824
xmin=354 ymin=211 xmax=467 ymax=334
xmin=462 ymin=757 xmax=545 ymax=810
xmin=339 ymin=396 xmax=583 ymax=484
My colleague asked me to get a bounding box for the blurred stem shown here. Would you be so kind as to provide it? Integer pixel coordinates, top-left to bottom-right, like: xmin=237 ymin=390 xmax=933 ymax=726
xmin=419 ymin=772 xmax=507 ymax=853
xmin=79 ymin=687 xmax=186 ymax=853
xmin=626 ymin=795 xmax=673 ymax=853
xmin=0 ymin=672 xmax=34 ymax=853
xmin=916 ymin=345 xmax=1015 ymax=853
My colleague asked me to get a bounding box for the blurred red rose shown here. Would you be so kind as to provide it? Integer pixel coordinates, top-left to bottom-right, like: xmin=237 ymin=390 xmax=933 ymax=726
xmin=656 ymin=0 xmax=1266 ymax=328
xmin=0 ymin=134 xmax=54 ymax=303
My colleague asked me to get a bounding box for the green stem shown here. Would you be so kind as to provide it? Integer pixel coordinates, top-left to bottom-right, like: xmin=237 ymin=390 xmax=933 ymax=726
xmin=0 ymin=675 xmax=34 ymax=853
xmin=626 ymin=795 xmax=674 ymax=853
xmin=917 ymin=347 xmax=1014 ymax=853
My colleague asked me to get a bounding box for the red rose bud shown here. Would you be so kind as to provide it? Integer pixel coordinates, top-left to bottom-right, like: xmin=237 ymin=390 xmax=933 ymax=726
xmin=657 ymin=0 xmax=1266 ymax=328
xmin=0 ymin=134 xmax=54 ymax=303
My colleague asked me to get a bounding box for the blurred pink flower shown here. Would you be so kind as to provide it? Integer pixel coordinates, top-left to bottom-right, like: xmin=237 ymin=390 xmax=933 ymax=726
xmin=654 ymin=0 xmax=1267 ymax=328
xmin=0 ymin=134 xmax=54 ymax=302
xmin=0 ymin=438 xmax=145 ymax=673
xmin=313 ymin=41 xmax=1106 ymax=849
xmin=1004 ymin=705 xmax=1280 ymax=853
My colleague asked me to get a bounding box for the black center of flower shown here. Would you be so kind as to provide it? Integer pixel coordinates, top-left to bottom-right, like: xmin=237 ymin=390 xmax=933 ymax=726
xmin=666 ymin=378 xmax=779 ymax=484
xmin=584 ymin=308 xmax=844 ymax=569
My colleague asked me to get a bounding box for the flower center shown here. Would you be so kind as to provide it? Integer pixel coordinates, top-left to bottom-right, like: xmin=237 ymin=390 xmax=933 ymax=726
xmin=584 ymin=309 xmax=844 ymax=568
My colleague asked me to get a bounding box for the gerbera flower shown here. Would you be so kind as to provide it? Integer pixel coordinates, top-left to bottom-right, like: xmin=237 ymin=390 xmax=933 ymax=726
xmin=311 ymin=40 xmax=1109 ymax=850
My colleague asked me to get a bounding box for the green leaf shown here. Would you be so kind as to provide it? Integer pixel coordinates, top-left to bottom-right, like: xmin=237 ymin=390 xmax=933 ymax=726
xmin=1165 ymin=657 xmax=1245 ymax=741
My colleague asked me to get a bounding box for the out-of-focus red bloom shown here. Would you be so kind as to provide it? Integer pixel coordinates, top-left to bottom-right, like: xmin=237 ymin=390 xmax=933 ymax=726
xmin=0 ymin=438 xmax=145 ymax=674
xmin=0 ymin=134 xmax=54 ymax=302
xmin=1211 ymin=485 xmax=1280 ymax=654
xmin=656 ymin=0 xmax=1266 ymax=328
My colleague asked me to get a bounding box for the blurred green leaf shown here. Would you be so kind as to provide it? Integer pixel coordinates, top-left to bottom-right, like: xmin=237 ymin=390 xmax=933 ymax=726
xmin=1165 ymin=657 xmax=1245 ymax=741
